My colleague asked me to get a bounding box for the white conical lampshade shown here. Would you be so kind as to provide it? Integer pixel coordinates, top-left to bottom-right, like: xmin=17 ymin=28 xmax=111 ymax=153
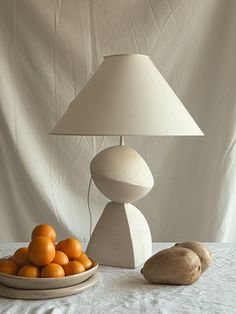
xmin=52 ymin=54 xmax=203 ymax=136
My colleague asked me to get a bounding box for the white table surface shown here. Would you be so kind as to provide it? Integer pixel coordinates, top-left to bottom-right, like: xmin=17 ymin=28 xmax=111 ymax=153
xmin=0 ymin=242 xmax=235 ymax=314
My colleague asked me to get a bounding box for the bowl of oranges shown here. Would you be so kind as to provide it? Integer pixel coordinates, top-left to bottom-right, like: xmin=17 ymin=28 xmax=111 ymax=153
xmin=0 ymin=224 xmax=98 ymax=290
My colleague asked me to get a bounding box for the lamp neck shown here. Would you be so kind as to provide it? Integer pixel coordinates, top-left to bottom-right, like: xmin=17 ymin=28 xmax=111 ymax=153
xmin=119 ymin=136 xmax=125 ymax=146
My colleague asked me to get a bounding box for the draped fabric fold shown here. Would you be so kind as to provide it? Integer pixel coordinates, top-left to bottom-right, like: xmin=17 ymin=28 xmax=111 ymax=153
xmin=0 ymin=0 xmax=236 ymax=242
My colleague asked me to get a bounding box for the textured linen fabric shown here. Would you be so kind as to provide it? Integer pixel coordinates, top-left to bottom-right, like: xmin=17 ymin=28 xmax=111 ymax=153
xmin=1 ymin=0 xmax=236 ymax=242
xmin=0 ymin=242 xmax=236 ymax=313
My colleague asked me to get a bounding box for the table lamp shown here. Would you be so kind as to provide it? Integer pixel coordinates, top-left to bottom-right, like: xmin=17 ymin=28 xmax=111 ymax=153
xmin=51 ymin=54 xmax=203 ymax=268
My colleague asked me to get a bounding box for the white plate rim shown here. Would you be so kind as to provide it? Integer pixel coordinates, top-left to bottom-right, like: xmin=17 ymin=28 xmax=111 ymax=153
xmin=0 ymin=255 xmax=98 ymax=289
xmin=0 ymin=273 xmax=99 ymax=299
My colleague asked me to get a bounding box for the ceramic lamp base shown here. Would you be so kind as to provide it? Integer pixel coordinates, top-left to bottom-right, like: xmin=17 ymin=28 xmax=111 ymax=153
xmin=86 ymin=201 xmax=152 ymax=268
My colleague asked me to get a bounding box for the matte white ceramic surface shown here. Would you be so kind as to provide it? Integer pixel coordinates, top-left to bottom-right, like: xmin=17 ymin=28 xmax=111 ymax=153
xmin=86 ymin=202 xmax=152 ymax=268
xmin=0 ymin=257 xmax=98 ymax=290
xmin=0 ymin=273 xmax=99 ymax=300
xmin=51 ymin=54 xmax=203 ymax=136
xmin=90 ymin=145 xmax=154 ymax=203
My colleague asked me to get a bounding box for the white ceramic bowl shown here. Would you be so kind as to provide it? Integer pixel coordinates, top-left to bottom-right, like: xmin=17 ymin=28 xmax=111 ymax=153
xmin=0 ymin=256 xmax=98 ymax=290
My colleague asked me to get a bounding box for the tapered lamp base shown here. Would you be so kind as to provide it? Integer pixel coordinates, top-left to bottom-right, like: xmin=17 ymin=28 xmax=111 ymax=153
xmin=86 ymin=201 xmax=152 ymax=268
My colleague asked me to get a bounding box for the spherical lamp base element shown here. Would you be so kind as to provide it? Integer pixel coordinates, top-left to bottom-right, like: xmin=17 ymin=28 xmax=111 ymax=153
xmin=86 ymin=202 xmax=152 ymax=268
xmin=90 ymin=145 xmax=154 ymax=203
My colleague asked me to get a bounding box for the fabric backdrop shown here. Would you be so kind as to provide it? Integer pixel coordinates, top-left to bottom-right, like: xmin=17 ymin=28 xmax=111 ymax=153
xmin=0 ymin=0 xmax=236 ymax=242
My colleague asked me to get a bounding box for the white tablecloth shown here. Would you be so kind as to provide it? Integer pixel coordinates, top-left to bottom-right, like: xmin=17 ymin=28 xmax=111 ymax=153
xmin=0 ymin=243 xmax=235 ymax=314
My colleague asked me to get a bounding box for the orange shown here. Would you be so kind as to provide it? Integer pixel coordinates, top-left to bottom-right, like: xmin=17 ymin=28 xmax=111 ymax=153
xmin=52 ymin=251 xmax=69 ymax=266
xmin=31 ymin=224 xmax=56 ymax=242
xmin=41 ymin=263 xmax=65 ymax=278
xmin=58 ymin=238 xmax=82 ymax=260
xmin=0 ymin=260 xmax=18 ymax=275
xmin=55 ymin=240 xmax=65 ymax=251
xmin=74 ymin=252 xmax=92 ymax=270
xmin=64 ymin=261 xmax=85 ymax=276
xmin=17 ymin=265 xmax=40 ymax=278
xmin=12 ymin=247 xmax=31 ymax=268
xmin=8 ymin=256 xmax=14 ymax=262
xmin=28 ymin=236 xmax=55 ymax=266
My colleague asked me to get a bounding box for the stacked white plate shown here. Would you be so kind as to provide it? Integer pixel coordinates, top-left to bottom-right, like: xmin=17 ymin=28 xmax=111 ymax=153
xmin=0 ymin=256 xmax=99 ymax=299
